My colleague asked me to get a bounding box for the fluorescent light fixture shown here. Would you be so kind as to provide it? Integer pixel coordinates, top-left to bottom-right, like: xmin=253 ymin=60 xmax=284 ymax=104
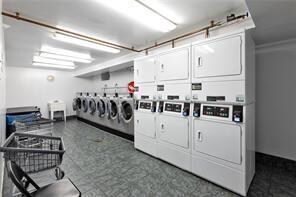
xmin=40 ymin=52 xmax=93 ymax=63
xmin=41 ymin=46 xmax=92 ymax=59
xmin=33 ymin=62 xmax=75 ymax=70
xmin=33 ymin=56 xmax=75 ymax=66
xmin=139 ymin=0 xmax=182 ymax=24
xmin=97 ymin=0 xmax=177 ymax=32
xmin=52 ymin=33 xmax=120 ymax=53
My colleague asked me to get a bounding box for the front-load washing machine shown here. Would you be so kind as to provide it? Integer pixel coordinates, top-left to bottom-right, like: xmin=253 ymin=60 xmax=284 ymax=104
xmin=191 ymin=102 xmax=255 ymax=196
xmin=80 ymin=92 xmax=89 ymax=121
xmin=106 ymin=95 xmax=120 ymax=131
xmin=118 ymin=95 xmax=134 ymax=135
xmin=88 ymin=92 xmax=97 ymax=116
xmin=157 ymin=100 xmax=191 ymax=171
xmin=191 ymin=30 xmax=255 ymax=104
xmin=73 ymin=92 xmax=82 ymax=117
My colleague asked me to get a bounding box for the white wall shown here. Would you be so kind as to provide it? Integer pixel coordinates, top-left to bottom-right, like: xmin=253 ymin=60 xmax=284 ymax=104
xmin=6 ymin=67 xmax=94 ymax=118
xmin=92 ymin=67 xmax=134 ymax=95
xmin=256 ymin=39 xmax=296 ymax=161
xmin=0 ymin=0 xmax=6 ymax=193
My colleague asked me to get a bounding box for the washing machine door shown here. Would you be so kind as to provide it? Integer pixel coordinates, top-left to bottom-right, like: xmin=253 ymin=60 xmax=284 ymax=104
xmin=72 ymin=98 xmax=78 ymax=111
xmin=109 ymin=100 xmax=118 ymax=120
xmin=89 ymin=98 xmax=96 ymax=114
xmin=97 ymin=99 xmax=106 ymax=117
xmin=120 ymin=101 xmax=133 ymax=123
xmin=82 ymin=98 xmax=88 ymax=112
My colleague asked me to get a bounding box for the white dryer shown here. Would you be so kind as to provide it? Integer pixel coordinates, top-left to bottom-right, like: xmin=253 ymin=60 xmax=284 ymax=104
xmin=156 ymin=100 xmax=191 ymax=171
xmin=134 ymin=99 xmax=158 ymax=156
xmin=191 ymin=30 xmax=255 ymax=104
xmin=191 ymin=102 xmax=255 ymax=196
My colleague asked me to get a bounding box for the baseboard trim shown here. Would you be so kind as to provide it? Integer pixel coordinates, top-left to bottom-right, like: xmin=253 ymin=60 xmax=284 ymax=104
xmin=77 ymin=117 xmax=134 ymax=141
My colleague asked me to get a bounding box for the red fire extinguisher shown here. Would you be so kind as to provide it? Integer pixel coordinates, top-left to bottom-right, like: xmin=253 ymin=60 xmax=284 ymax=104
xmin=128 ymin=81 xmax=134 ymax=93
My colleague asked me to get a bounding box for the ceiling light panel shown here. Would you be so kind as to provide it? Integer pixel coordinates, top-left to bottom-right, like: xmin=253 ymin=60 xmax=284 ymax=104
xmin=33 ymin=56 xmax=75 ymax=66
xmin=97 ymin=0 xmax=177 ymax=32
xmin=41 ymin=46 xmax=92 ymax=59
xmin=52 ymin=33 xmax=120 ymax=53
xmin=33 ymin=62 xmax=75 ymax=70
xmin=40 ymin=52 xmax=93 ymax=63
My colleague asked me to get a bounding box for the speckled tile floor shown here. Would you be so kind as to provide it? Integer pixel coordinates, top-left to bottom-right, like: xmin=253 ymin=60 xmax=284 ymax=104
xmin=3 ymin=119 xmax=296 ymax=197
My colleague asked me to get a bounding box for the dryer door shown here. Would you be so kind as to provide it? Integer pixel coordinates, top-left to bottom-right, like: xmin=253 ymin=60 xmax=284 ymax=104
xmin=135 ymin=112 xmax=156 ymax=138
xmin=193 ymin=119 xmax=242 ymax=164
xmin=158 ymin=115 xmax=189 ymax=149
xmin=97 ymin=99 xmax=106 ymax=117
xmin=120 ymin=101 xmax=133 ymax=123
xmin=193 ymin=35 xmax=242 ymax=79
xmin=89 ymin=98 xmax=96 ymax=114
xmin=82 ymin=98 xmax=88 ymax=112
xmin=110 ymin=100 xmax=118 ymax=120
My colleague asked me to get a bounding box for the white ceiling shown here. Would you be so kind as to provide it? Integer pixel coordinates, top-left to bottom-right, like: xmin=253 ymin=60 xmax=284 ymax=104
xmin=246 ymin=0 xmax=296 ymax=45
xmin=3 ymin=0 xmax=248 ymax=69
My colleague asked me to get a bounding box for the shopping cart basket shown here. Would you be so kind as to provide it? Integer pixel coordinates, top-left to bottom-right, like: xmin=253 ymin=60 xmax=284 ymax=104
xmin=0 ymin=132 xmax=65 ymax=179
xmin=14 ymin=118 xmax=54 ymax=136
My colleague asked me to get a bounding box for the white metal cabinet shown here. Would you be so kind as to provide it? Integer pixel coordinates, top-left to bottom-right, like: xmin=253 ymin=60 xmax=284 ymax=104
xmin=158 ymin=47 xmax=190 ymax=82
xmin=158 ymin=115 xmax=189 ymax=148
xmin=134 ymin=56 xmax=157 ymax=84
xmin=193 ymin=119 xmax=241 ymax=164
xmin=134 ymin=112 xmax=156 ymax=138
xmin=192 ymin=36 xmax=242 ymax=78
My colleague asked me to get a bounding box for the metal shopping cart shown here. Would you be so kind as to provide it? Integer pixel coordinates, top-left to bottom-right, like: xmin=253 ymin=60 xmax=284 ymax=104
xmin=0 ymin=132 xmax=66 ymax=196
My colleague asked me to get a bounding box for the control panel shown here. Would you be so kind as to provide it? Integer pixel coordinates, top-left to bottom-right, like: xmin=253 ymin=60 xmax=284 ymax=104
xmin=165 ymin=103 xmax=182 ymax=112
xmin=203 ymin=106 xmax=229 ymax=118
xmin=140 ymin=102 xmax=152 ymax=109
xmin=162 ymin=102 xmax=190 ymax=116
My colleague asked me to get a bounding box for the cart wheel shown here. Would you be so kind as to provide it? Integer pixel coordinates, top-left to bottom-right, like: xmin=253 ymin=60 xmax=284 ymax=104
xmin=55 ymin=167 xmax=65 ymax=180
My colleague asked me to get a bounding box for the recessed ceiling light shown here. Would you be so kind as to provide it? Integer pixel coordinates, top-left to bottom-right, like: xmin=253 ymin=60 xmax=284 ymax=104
xmin=40 ymin=52 xmax=93 ymax=63
xmin=33 ymin=56 xmax=75 ymax=66
xmin=33 ymin=62 xmax=75 ymax=70
xmin=52 ymin=33 xmax=120 ymax=53
xmin=96 ymin=0 xmax=177 ymax=32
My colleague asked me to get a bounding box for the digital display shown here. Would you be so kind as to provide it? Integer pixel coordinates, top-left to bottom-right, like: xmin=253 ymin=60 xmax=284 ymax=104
xmin=165 ymin=103 xmax=182 ymax=113
xmin=139 ymin=102 xmax=151 ymax=109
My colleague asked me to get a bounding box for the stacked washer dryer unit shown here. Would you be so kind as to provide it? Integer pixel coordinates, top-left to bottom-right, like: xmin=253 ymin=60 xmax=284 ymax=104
xmin=134 ymin=55 xmax=158 ymax=156
xmin=134 ymin=30 xmax=255 ymax=196
xmin=191 ymin=30 xmax=255 ymax=196
xmin=155 ymin=45 xmax=192 ymax=171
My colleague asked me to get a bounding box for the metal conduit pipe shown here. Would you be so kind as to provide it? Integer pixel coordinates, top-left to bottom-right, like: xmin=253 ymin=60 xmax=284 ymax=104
xmin=2 ymin=11 xmax=249 ymax=54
